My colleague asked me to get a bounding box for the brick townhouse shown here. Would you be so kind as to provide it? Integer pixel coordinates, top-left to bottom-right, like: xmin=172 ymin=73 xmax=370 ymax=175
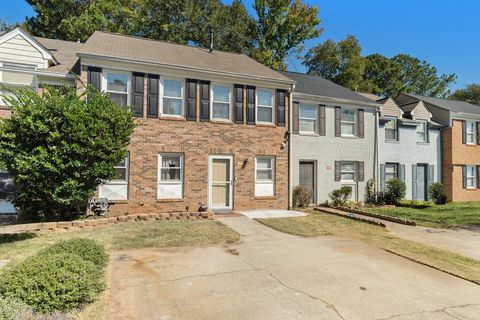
xmin=396 ymin=93 xmax=480 ymax=201
xmin=0 ymin=28 xmax=295 ymax=214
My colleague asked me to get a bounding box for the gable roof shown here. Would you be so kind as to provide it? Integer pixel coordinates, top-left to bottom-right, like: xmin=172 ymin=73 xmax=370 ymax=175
xmin=358 ymin=92 xmax=381 ymax=101
xmin=35 ymin=37 xmax=83 ymax=73
xmin=78 ymin=31 xmax=293 ymax=84
xmin=0 ymin=28 xmax=57 ymax=65
xmin=280 ymin=71 xmax=376 ymax=105
xmin=400 ymin=93 xmax=480 ymax=115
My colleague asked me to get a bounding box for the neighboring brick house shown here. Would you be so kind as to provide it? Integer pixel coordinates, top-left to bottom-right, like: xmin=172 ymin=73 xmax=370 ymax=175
xmin=396 ymin=93 xmax=480 ymax=202
xmin=280 ymin=71 xmax=379 ymax=205
xmin=0 ymin=28 xmax=82 ymax=213
xmin=377 ymin=96 xmax=443 ymax=200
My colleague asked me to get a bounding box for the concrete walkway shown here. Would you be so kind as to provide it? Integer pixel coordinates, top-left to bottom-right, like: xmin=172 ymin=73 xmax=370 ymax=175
xmin=107 ymin=216 xmax=480 ymax=320
xmin=239 ymin=209 xmax=307 ymax=219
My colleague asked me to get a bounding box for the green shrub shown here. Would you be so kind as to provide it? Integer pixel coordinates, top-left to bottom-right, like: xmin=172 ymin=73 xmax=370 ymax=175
xmin=39 ymin=238 xmax=108 ymax=269
xmin=292 ymin=185 xmax=312 ymax=208
xmin=384 ymin=178 xmax=406 ymax=205
xmin=329 ymin=186 xmax=352 ymax=207
xmin=0 ymin=296 xmax=31 ymax=319
xmin=0 ymin=253 xmax=105 ymax=314
xmin=428 ymin=182 xmax=447 ymax=205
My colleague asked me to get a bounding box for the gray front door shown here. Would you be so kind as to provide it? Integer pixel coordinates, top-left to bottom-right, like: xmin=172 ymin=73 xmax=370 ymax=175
xmin=416 ymin=165 xmax=427 ymax=201
xmin=299 ymin=161 xmax=315 ymax=203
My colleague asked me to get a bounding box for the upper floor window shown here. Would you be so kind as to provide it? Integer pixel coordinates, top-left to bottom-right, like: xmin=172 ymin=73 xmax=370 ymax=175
xmin=340 ymin=162 xmax=356 ymax=182
xmin=341 ymin=108 xmax=356 ymax=136
xmin=104 ymin=70 xmax=130 ymax=107
xmin=299 ymin=103 xmax=317 ymax=134
xmin=212 ymin=84 xmax=231 ymax=121
xmin=416 ymin=120 xmax=428 ymax=143
xmin=465 ymin=121 xmax=475 ymax=144
xmin=256 ymin=89 xmax=274 ymax=123
xmin=384 ymin=116 xmax=398 ymax=141
xmin=161 ymin=78 xmax=184 ymax=116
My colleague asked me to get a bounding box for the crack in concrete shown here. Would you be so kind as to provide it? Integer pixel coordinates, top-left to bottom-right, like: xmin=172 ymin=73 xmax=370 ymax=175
xmin=237 ymin=255 xmax=347 ymax=320
xmin=375 ymin=303 xmax=480 ymax=320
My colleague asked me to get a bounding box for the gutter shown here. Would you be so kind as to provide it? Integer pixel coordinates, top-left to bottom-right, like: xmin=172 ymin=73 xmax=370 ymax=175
xmin=77 ymin=53 xmax=296 ymax=86
xmin=0 ymin=66 xmax=75 ymax=79
xmin=293 ymin=92 xmax=380 ymax=108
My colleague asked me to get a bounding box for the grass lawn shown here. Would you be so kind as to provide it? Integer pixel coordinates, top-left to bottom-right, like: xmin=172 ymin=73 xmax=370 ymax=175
xmin=0 ymin=220 xmax=240 ymax=319
xmin=362 ymin=201 xmax=480 ymax=228
xmin=257 ymin=210 xmax=480 ymax=284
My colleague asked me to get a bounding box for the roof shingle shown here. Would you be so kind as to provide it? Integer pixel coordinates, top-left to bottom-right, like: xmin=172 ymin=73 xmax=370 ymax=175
xmin=401 ymin=93 xmax=480 ymax=115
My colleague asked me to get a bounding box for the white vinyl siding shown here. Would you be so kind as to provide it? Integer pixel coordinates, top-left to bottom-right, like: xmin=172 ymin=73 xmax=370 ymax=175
xmin=384 ymin=116 xmax=398 ymax=141
xmin=256 ymin=89 xmax=274 ymax=123
xmin=466 ymin=121 xmax=475 ymax=144
xmin=416 ymin=120 xmax=428 ymax=142
xmin=341 ymin=108 xmax=356 ymax=136
xmin=99 ymin=155 xmax=129 ymax=201
xmin=103 ymin=70 xmax=130 ymax=107
xmin=0 ymin=35 xmax=45 ymax=68
xmin=340 ymin=162 xmax=356 ymax=182
xmin=299 ymin=103 xmax=317 ymax=134
xmin=255 ymin=156 xmax=275 ymax=197
xmin=211 ymin=84 xmax=231 ymax=121
xmin=158 ymin=153 xmax=184 ymax=199
xmin=161 ymin=78 xmax=184 ymax=116
xmin=466 ymin=165 xmax=475 ymax=189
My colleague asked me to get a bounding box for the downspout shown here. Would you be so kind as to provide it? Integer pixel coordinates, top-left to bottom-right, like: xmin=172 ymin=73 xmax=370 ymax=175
xmin=287 ymin=88 xmax=294 ymax=209
xmin=374 ymin=106 xmax=380 ymax=193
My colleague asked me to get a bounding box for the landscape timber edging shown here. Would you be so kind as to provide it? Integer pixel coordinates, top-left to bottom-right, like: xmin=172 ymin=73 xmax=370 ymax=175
xmin=314 ymin=207 xmax=386 ymax=228
xmin=338 ymin=207 xmax=417 ymax=226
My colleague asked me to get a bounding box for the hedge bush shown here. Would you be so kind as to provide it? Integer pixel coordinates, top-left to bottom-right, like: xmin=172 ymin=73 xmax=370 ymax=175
xmin=384 ymin=178 xmax=406 ymax=205
xmin=329 ymin=186 xmax=352 ymax=207
xmin=428 ymin=182 xmax=447 ymax=205
xmin=39 ymin=238 xmax=108 ymax=269
xmin=292 ymin=185 xmax=312 ymax=208
xmin=0 ymin=252 xmax=104 ymax=314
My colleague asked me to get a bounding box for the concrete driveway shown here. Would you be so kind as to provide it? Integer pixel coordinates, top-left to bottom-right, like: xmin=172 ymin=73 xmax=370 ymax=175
xmin=107 ymin=217 xmax=480 ymax=320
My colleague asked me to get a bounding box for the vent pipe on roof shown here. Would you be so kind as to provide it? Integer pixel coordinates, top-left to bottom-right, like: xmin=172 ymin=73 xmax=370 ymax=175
xmin=209 ymin=28 xmax=214 ymax=53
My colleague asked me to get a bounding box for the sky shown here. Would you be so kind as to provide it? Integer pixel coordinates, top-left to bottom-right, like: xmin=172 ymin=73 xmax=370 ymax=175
xmin=1 ymin=0 xmax=479 ymax=91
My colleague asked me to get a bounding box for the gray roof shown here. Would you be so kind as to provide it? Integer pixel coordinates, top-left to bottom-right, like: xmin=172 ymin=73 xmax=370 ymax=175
xmin=279 ymin=71 xmax=376 ymax=104
xmin=402 ymin=93 xmax=480 ymax=115
xmin=35 ymin=37 xmax=83 ymax=73
xmin=78 ymin=31 xmax=292 ymax=83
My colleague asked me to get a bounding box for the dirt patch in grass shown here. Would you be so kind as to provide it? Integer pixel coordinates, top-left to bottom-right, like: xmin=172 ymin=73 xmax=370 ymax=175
xmin=257 ymin=210 xmax=480 ymax=284
xmin=363 ymin=201 xmax=480 ymax=228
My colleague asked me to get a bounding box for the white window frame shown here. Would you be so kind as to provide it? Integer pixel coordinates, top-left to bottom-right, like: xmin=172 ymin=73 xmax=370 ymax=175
xmin=416 ymin=120 xmax=428 ymax=143
xmin=158 ymin=153 xmax=184 ymax=199
xmin=384 ymin=116 xmax=398 ymax=141
xmin=466 ymin=165 xmax=476 ymax=189
xmin=385 ymin=163 xmax=398 ymax=181
xmin=160 ymin=77 xmax=185 ymax=117
xmin=255 ymin=88 xmax=274 ymax=124
xmin=102 ymin=69 xmax=131 ymax=107
xmin=340 ymin=161 xmax=356 ymax=182
xmin=210 ymin=83 xmax=232 ymax=121
xmin=99 ymin=155 xmax=129 ymax=201
xmin=340 ymin=108 xmax=356 ymax=137
xmin=110 ymin=156 xmax=129 ymax=184
xmin=466 ymin=121 xmax=475 ymax=144
xmin=255 ymin=156 xmax=275 ymax=197
xmin=299 ymin=103 xmax=317 ymax=134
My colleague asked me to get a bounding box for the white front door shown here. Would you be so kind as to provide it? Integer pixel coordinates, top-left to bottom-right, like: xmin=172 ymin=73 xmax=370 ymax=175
xmin=208 ymin=155 xmax=233 ymax=210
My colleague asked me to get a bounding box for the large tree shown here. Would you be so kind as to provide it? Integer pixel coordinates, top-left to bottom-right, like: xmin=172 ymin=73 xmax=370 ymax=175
xmin=304 ymin=35 xmax=456 ymax=97
xmin=450 ymin=84 xmax=480 ymax=106
xmin=252 ymin=0 xmax=322 ymax=70
xmin=0 ymin=86 xmax=135 ymax=221
xmin=304 ymin=35 xmax=371 ymax=92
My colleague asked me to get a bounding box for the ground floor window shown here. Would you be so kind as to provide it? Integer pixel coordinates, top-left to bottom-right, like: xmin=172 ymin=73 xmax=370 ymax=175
xmin=385 ymin=163 xmax=398 ymax=181
xmin=99 ymin=155 xmax=129 ymax=200
xmin=0 ymin=170 xmax=16 ymax=214
xmin=158 ymin=153 xmax=184 ymax=199
xmin=255 ymin=156 xmax=275 ymax=197
xmin=465 ymin=165 xmax=476 ymax=189
xmin=340 ymin=162 xmax=356 ymax=182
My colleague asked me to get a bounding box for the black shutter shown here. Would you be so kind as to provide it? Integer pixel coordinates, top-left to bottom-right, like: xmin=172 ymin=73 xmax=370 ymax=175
xmin=462 ymin=120 xmax=466 ymax=144
xmin=147 ymin=74 xmax=159 ymax=118
xmin=358 ymin=161 xmax=364 ymax=181
xmin=462 ymin=165 xmax=467 ymax=189
xmin=426 ymin=122 xmax=430 ymax=143
xmin=200 ymin=81 xmax=210 ymax=121
xmin=334 ymin=161 xmax=341 ymax=181
xmin=132 ymin=72 xmax=144 ymax=117
xmin=87 ymin=66 xmax=101 ymax=90
xmin=335 ymin=106 xmax=341 ymax=137
xmin=234 ymin=85 xmax=244 ymax=124
xmin=276 ymin=89 xmax=286 ymax=127
xmin=477 ymin=122 xmax=480 ymax=145
xmin=292 ymin=102 xmax=299 ymax=134
xmin=477 ymin=166 xmax=480 ymax=188
xmin=318 ymin=105 xmax=326 ymax=136
xmin=186 ymin=79 xmax=197 ymax=121
xmin=358 ymin=109 xmax=364 ymax=138
xmin=246 ymin=86 xmax=256 ymax=125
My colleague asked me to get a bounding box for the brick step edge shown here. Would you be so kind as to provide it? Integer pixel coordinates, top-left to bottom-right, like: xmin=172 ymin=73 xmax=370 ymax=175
xmin=0 ymin=211 xmax=214 ymax=234
xmin=337 ymin=207 xmax=416 ymax=226
xmin=314 ymin=207 xmax=386 ymax=228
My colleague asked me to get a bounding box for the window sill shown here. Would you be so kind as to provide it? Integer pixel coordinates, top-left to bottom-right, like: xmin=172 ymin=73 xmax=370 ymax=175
xmin=340 ymin=135 xmax=359 ymax=139
xmin=385 ymin=140 xmax=399 ymax=144
xmin=256 ymin=123 xmax=276 ymax=128
xmin=159 ymin=115 xmax=186 ymax=122
xmin=416 ymin=142 xmax=429 ymax=145
xmin=108 ymin=200 xmax=129 ymax=204
xmin=299 ymin=132 xmax=319 ymax=137
xmin=465 ymin=144 xmax=478 ymax=147
xmin=211 ymin=119 xmax=234 ymax=125
xmin=157 ymin=198 xmax=185 ymax=203
xmin=254 ymin=196 xmax=276 ymax=200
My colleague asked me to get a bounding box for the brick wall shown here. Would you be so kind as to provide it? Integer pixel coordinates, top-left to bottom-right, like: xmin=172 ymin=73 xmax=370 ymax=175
xmin=443 ymin=119 xmax=480 ymax=201
xmin=79 ymin=66 xmax=290 ymax=215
